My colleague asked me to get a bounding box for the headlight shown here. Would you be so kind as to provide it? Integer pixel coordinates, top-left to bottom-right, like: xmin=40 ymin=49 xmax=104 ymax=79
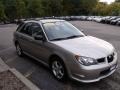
xmin=75 ymin=56 xmax=98 ymax=66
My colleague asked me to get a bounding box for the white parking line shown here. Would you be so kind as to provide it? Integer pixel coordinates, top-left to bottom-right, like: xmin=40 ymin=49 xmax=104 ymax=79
xmin=0 ymin=29 xmax=14 ymax=32
xmin=0 ymin=30 xmax=5 ymax=32
xmin=24 ymin=67 xmax=36 ymax=78
xmin=6 ymin=56 xmax=18 ymax=63
xmin=0 ymin=46 xmax=14 ymax=53
xmin=10 ymin=68 xmax=40 ymax=90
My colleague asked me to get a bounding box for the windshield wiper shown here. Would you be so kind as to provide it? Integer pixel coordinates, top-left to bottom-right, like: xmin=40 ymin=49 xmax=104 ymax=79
xmin=50 ymin=37 xmax=68 ymax=41
xmin=66 ymin=35 xmax=83 ymax=39
xmin=51 ymin=35 xmax=83 ymax=41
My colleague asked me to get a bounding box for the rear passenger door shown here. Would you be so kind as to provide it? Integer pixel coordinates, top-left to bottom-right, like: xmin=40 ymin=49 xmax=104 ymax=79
xmin=18 ymin=22 xmax=34 ymax=54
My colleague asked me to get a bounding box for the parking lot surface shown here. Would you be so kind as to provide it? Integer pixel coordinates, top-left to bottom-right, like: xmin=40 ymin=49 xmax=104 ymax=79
xmin=0 ymin=21 xmax=120 ymax=90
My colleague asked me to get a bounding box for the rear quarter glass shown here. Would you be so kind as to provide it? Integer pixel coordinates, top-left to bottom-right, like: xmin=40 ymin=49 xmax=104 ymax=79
xmin=16 ymin=23 xmax=25 ymax=31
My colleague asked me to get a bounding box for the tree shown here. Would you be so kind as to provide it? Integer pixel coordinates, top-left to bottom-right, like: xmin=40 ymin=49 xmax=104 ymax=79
xmin=2 ymin=0 xmax=27 ymax=21
xmin=116 ymin=0 xmax=120 ymax=2
xmin=107 ymin=2 xmax=120 ymax=15
xmin=62 ymin=0 xmax=81 ymax=15
xmin=16 ymin=0 xmax=27 ymax=19
xmin=79 ymin=0 xmax=98 ymax=15
xmin=27 ymin=0 xmax=44 ymax=17
xmin=62 ymin=0 xmax=98 ymax=15
xmin=42 ymin=0 xmax=62 ymax=16
xmin=2 ymin=0 xmax=17 ymax=21
xmin=92 ymin=2 xmax=108 ymax=15
xmin=1 ymin=0 xmax=120 ymax=22
xmin=0 ymin=1 xmax=6 ymax=21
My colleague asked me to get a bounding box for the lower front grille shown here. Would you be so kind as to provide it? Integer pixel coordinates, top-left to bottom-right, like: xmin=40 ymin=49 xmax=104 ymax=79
xmin=100 ymin=68 xmax=110 ymax=76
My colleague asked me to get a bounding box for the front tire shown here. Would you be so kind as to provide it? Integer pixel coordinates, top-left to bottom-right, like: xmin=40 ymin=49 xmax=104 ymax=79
xmin=50 ymin=57 xmax=68 ymax=81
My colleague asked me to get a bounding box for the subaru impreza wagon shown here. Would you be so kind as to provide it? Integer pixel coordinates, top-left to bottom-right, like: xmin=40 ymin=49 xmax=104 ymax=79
xmin=13 ymin=19 xmax=118 ymax=83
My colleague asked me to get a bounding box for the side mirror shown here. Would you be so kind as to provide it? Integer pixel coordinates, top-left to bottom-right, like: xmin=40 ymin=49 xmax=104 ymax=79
xmin=34 ymin=35 xmax=44 ymax=40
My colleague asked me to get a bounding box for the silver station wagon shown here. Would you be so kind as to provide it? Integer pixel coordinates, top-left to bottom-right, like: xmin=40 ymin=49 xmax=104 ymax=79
xmin=13 ymin=19 xmax=118 ymax=83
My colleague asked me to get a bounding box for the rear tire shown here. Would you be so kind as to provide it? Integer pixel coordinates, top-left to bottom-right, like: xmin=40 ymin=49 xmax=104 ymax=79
xmin=16 ymin=43 xmax=23 ymax=56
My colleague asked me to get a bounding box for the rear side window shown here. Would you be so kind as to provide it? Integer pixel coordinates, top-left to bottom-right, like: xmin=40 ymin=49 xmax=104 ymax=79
xmin=19 ymin=22 xmax=45 ymax=38
xmin=16 ymin=23 xmax=24 ymax=31
xmin=19 ymin=22 xmax=32 ymax=36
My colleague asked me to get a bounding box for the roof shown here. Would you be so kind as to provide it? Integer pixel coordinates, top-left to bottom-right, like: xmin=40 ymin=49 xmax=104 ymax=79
xmin=24 ymin=19 xmax=65 ymax=24
xmin=40 ymin=19 xmax=65 ymax=23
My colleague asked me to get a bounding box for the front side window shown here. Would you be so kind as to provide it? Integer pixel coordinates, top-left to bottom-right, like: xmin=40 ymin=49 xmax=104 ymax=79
xmin=31 ymin=23 xmax=43 ymax=36
xmin=43 ymin=21 xmax=85 ymax=41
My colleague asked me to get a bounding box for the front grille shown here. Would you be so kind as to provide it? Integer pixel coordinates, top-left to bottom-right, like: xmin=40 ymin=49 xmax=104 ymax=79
xmin=107 ymin=53 xmax=114 ymax=63
xmin=97 ymin=58 xmax=105 ymax=63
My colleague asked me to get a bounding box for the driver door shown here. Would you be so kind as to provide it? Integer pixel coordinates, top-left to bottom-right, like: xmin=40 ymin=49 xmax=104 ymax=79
xmin=30 ymin=23 xmax=51 ymax=63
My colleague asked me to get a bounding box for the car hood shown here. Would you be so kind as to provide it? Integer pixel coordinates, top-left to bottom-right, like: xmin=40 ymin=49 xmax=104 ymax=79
xmin=52 ymin=36 xmax=114 ymax=59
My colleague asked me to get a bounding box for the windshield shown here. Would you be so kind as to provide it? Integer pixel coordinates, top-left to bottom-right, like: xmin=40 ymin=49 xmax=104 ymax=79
xmin=43 ymin=21 xmax=85 ymax=41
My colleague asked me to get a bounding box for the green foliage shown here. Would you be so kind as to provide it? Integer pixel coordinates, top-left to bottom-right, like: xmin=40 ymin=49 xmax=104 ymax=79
xmin=62 ymin=0 xmax=81 ymax=15
xmin=16 ymin=0 xmax=27 ymax=19
xmin=42 ymin=0 xmax=62 ymax=16
xmin=93 ymin=2 xmax=108 ymax=15
xmin=62 ymin=0 xmax=98 ymax=15
xmin=27 ymin=0 xmax=43 ymax=17
xmin=0 ymin=0 xmax=120 ymax=21
xmin=2 ymin=0 xmax=17 ymax=21
xmin=116 ymin=0 xmax=120 ymax=2
xmin=0 ymin=0 xmax=99 ymax=20
xmin=79 ymin=0 xmax=98 ymax=15
xmin=93 ymin=2 xmax=120 ymax=16
xmin=2 ymin=0 xmax=27 ymax=21
xmin=107 ymin=2 xmax=120 ymax=15
xmin=0 ymin=1 xmax=6 ymax=21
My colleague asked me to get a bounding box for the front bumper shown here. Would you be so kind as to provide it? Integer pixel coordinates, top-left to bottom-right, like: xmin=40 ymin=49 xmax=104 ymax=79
xmin=71 ymin=64 xmax=117 ymax=83
xmin=70 ymin=53 xmax=118 ymax=83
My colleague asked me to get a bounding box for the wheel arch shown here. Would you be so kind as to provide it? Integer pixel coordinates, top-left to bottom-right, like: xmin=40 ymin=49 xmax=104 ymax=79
xmin=14 ymin=40 xmax=19 ymax=46
xmin=49 ymin=54 xmax=64 ymax=65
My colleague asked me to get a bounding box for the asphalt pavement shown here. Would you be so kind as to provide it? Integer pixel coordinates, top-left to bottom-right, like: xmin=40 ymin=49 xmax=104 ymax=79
xmin=0 ymin=21 xmax=120 ymax=90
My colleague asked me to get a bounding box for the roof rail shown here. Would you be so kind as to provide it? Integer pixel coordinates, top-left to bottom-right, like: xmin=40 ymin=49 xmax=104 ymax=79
xmin=24 ymin=17 xmax=56 ymax=21
xmin=24 ymin=18 xmax=44 ymax=21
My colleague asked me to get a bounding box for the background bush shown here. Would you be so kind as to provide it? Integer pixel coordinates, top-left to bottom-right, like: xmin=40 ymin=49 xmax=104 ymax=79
xmin=0 ymin=0 xmax=120 ymax=22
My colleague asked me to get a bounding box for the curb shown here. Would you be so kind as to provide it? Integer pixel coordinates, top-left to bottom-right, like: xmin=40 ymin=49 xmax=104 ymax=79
xmin=0 ymin=58 xmax=40 ymax=90
xmin=10 ymin=68 xmax=40 ymax=90
xmin=0 ymin=58 xmax=9 ymax=72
